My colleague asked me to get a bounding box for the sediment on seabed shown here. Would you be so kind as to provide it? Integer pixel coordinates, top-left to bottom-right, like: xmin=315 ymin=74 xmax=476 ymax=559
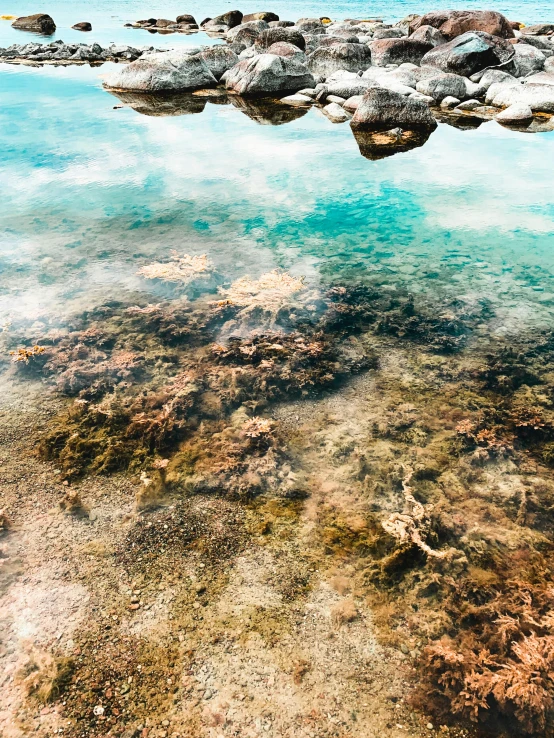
xmin=3 ymin=264 xmax=554 ymax=737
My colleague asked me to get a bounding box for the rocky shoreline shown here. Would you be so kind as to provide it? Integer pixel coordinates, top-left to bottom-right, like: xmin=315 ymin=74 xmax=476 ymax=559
xmin=3 ymin=9 xmax=554 ymax=151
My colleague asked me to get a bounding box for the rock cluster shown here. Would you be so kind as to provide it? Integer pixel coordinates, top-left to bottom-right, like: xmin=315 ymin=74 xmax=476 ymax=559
xmin=0 ymin=40 xmax=153 ymax=63
xmin=3 ymin=8 xmax=554 ymax=156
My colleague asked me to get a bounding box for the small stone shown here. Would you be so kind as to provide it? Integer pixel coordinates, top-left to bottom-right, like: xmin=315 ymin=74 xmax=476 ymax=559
xmin=400 ymin=643 xmax=410 ymax=654
xmin=129 ymin=603 xmax=140 ymax=611
xmin=162 ymin=720 xmax=170 ymax=727
xmin=440 ymin=95 xmax=461 ymax=108
xmin=323 ymin=101 xmax=350 ymax=122
xmin=427 ymin=724 xmax=434 ymax=731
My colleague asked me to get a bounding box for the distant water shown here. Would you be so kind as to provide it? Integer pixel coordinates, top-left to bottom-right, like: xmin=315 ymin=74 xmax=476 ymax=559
xmin=1 ymin=0 xmax=553 ymax=47
xmin=1 ymin=56 xmax=554 ymax=337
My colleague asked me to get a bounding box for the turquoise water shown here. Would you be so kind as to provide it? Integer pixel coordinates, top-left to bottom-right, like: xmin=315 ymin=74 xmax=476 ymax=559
xmin=1 ymin=32 xmax=554 ymax=336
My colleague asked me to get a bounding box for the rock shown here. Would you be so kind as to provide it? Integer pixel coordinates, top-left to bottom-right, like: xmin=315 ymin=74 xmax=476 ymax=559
xmin=227 ymin=19 xmax=268 ymax=41
xmin=344 ymin=94 xmax=363 ymax=111
xmin=547 ymin=57 xmax=554 ymax=73
xmin=280 ymin=93 xmax=313 ymax=105
xmin=256 ymin=27 xmax=306 ymax=51
xmin=409 ymin=10 xmax=514 ymax=40
xmin=229 ymin=26 xmax=261 ymax=46
xmin=225 ymin=53 xmax=315 ymax=95
xmin=489 ymin=81 xmax=554 ymax=111
xmin=199 ymin=46 xmax=239 ymax=79
xmin=421 ymin=31 xmax=515 ymax=77
xmin=440 ymin=95 xmax=460 ymax=108
xmin=327 ymin=94 xmax=346 ymax=104
xmin=176 ymin=14 xmax=197 ymax=24
xmin=269 ymin=20 xmax=294 ymax=28
xmin=409 ymin=25 xmax=446 ymax=47
xmin=318 ymin=35 xmax=359 ymax=47
xmin=409 ymin=91 xmax=434 ymax=103
xmin=296 ymin=18 xmax=324 ymax=32
xmin=267 ymin=41 xmax=303 ymax=57
xmin=520 ymin=24 xmax=554 ymax=37
xmin=12 ymin=13 xmax=56 ymax=34
xmin=524 ymin=71 xmax=554 ymax=85
xmin=243 ymin=12 xmax=279 ymax=23
xmin=307 ymin=43 xmax=372 ymax=76
xmin=416 ymin=73 xmax=468 ymax=102
xmin=350 ymin=87 xmax=438 ymax=131
xmin=72 ymin=21 xmax=92 ymax=32
xmin=103 ymin=50 xmax=217 ymax=91
xmin=370 ymin=38 xmax=433 ymax=66
xmin=496 ymin=102 xmax=533 ymax=122
xmin=322 ymin=79 xmax=374 ymax=98
xmin=231 ymin=94 xmax=308 ymax=123
xmin=455 ymin=98 xmax=482 ymax=110
xmin=395 ymin=13 xmax=421 ymax=34
xmin=472 ymin=68 xmax=517 ymax=88
xmin=519 ymin=36 xmax=554 ymax=53
xmin=323 ymin=101 xmax=350 ymax=121
xmin=511 ymin=44 xmax=546 ymax=77
xmin=373 ymin=27 xmax=405 ymax=39
xmin=155 ymin=19 xmax=177 ymax=28
xmin=206 ymin=10 xmax=243 ymax=29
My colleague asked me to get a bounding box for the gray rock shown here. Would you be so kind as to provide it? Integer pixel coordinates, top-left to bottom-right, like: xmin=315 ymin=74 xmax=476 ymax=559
xmin=280 ymin=92 xmax=313 ymax=105
xmin=409 ymin=10 xmax=514 ymax=40
xmin=524 ymin=71 xmax=554 ymax=85
xmin=373 ymin=27 xmax=405 ymax=39
xmin=323 ymin=79 xmax=374 ymax=98
xmin=224 ymin=53 xmax=315 ymax=95
xmin=416 ymin=73 xmax=468 ymax=102
xmin=227 ymin=20 xmax=268 ymax=43
xmin=510 ymin=44 xmax=546 ymax=77
xmin=409 ymin=91 xmax=434 ymax=103
xmin=199 ymin=45 xmax=239 ymax=79
xmin=455 ymin=98 xmax=482 ymax=110
xmin=421 ymin=31 xmax=515 ymax=77
xmin=344 ymin=94 xmax=363 ymax=110
xmin=519 ymin=36 xmax=554 ymax=54
xmin=267 ymin=41 xmax=306 ymax=60
xmin=307 ymin=42 xmax=372 ymax=76
xmin=256 ymin=27 xmax=306 ymax=51
xmin=472 ymin=68 xmax=517 ymax=88
xmin=103 ymin=50 xmax=217 ymax=91
xmin=350 ymin=86 xmax=438 ymax=130
xmin=489 ymin=81 xmax=554 ymax=112
xmin=409 ymin=25 xmax=447 ymax=47
xmin=496 ymin=102 xmax=533 ymax=122
xmin=323 ymin=101 xmax=350 ymax=121
xmin=370 ymin=38 xmax=433 ymax=66
xmin=296 ymin=18 xmax=324 ymax=32
xmin=12 ymin=13 xmax=56 ymax=34
xmin=440 ymin=95 xmax=461 ymax=108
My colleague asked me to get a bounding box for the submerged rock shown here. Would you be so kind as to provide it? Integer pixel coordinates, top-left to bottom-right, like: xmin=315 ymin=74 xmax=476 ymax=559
xmin=12 ymin=13 xmax=56 ymax=34
xmin=224 ymin=53 xmax=314 ymax=95
xmin=72 ymin=21 xmax=92 ymax=32
xmin=409 ymin=10 xmax=514 ymax=40
xmin=350 ymin=87 xmax=438 ymax=131
xmin=103 ymin=51 xmax=217 ymax=91
xmin=421 ymin=31 xmax=515 ymax=77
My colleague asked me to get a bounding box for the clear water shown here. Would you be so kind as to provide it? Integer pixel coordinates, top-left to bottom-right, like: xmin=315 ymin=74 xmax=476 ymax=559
xmin=1 ymin=8 xmax=554 ymax=338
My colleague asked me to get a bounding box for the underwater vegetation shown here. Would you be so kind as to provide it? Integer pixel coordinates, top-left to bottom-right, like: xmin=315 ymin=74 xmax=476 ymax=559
xmin=10 ymin=261 xmax=554 ymax=735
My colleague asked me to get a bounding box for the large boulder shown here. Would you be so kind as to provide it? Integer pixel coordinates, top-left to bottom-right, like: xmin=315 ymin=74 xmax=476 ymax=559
xmin=103 ymin=51 xmax=217 ymax=91
xmin=510 ymin=44 xmax=546 ymax=77
xmin=307 ymin=43 xmax=372 ymax=76
xmin=224 ymin=53 xmax=315 ymax=95
xmin=12 ymin=13 xmax=56 ymax=33
xmin=227 ymin=20 xmax=268 ymax=44
xmin=176 ymin=14 xmax=197 ymax=24
xmin=416 ymin=73 xmax=468 ymax=102
xmin=488 ymin=81 xmax=554 ymax=111
xmin=409 ymin=10 xmax=514 ymax=40
xmin=370 ymin=38 xmax=433 ymax=66
xmin=409 ymin=24 xmax=447 ymax=47
xmin=243 ymin=12 xmax=279 ymax=23
xmin=199 ymin=45 xmax=239 ymax=79
xmin=350 ymin=87 xmax=438 ymax=131
xmin=421 ymin=31 xmax=515 ymax=77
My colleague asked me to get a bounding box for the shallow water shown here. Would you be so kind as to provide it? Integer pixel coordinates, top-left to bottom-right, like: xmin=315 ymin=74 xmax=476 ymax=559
xmin=1 ymin=60 xmax=554 ymax=337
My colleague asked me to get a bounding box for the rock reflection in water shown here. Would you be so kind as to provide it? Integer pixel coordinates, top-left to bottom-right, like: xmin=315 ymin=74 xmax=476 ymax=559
xmin=351 ymin=127 xmax=433 ymax=160
xmin=107 ymin=88 xmax=229 ymax=116
xmin=229 ymin=95 xmax=309 ymax=125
